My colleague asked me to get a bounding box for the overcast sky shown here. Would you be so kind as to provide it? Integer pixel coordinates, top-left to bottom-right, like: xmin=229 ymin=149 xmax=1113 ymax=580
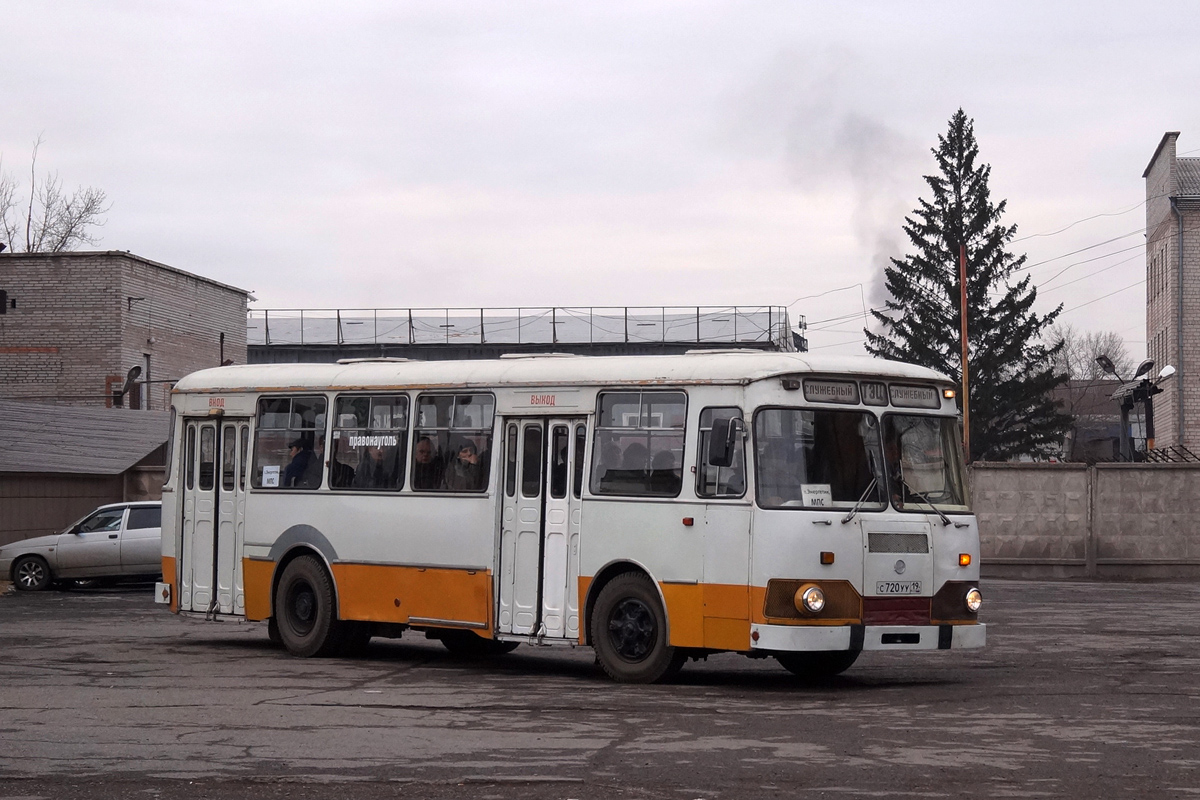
xmin=3 ymin=1 xmax=1198 ymax=358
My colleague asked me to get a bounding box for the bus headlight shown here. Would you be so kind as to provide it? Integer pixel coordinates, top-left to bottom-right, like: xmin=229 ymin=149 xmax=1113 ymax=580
xmin=794 ymin=584 xmax=826 ymax=614
xmin=965 ymin=587 xmax=982 ymax=613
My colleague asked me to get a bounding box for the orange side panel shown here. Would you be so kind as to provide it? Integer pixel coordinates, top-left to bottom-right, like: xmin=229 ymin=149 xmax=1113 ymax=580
xmin=243 ymin=558 xmax=274 ymax=621
xmin=703 ymin=583 xmax=748 ymax=619
xmin=749 ymin=585 xmax=768 ymax=624
xmin=659 ymin=583 xmax=705 ymax=648
xmin=703 ymin=617 xmax=750 ymax=651
xmin=332 ymin=564 xmax=493 ymax=633
xmin=161 ymin=556 xmax=178 ymax=613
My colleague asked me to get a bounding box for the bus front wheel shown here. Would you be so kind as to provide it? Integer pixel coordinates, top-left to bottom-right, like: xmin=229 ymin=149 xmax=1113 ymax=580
xmin=274 ymin=555 xmax=343 ymax=658
xmin=775 ymin=649 xmax=860 ymax=680
xmin=590 ymin=573 xmax=684 ymax=683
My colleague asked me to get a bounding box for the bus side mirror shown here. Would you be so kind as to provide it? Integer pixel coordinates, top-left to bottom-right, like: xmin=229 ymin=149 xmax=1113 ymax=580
xmin=708 ymin=418 xmax=741 ymax=468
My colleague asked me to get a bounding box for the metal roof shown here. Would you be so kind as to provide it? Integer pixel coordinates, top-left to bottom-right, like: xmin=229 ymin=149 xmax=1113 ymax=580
xmin=173 ymin=351 xmax=951 ymax=394
xmin=0 ymin=400 xmax=170 ymax=475
xmin=1177 ymin=158 xmax=1200 ymax=196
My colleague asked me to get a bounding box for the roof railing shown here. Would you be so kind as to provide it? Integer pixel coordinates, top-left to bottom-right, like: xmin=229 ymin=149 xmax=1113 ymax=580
xmin=248 ymin=306 xmax=802 ymax=351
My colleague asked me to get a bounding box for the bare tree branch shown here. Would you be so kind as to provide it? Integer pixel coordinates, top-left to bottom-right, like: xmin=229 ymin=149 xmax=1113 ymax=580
xmin=1048 ymin=323 xmax=1133 ymax=380
xmin=0 ymin=135 xmax=110 ymax=253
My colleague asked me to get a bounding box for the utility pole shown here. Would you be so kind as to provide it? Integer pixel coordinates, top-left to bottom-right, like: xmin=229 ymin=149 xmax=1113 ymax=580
xmin=959 ymin=243 xmax=970 ymax=462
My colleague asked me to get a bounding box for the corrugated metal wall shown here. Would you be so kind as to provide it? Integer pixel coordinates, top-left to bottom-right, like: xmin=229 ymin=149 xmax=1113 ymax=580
xmin=0 ymin=469 xmax=164 ymax=547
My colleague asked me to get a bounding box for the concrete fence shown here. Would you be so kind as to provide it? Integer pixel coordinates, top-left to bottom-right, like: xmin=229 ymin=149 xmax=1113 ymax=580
xmin=970 ymin=462 xmax=1200 ymax=579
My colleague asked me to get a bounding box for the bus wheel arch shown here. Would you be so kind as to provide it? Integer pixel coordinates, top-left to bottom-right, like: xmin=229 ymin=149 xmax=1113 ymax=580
xmin=582 ymin=560 xmax=663 ymax=646
xmin=271 ymin=549 xmax=344 ymax=658
xmin=588 ymin=570 xmax=683 ymax=683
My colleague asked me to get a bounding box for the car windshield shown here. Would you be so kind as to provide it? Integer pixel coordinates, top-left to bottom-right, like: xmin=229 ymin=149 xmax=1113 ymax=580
xmin=754 ymin=408 xmax=886 ymax=510
xmin=883 ymin=415 xmax=969 ymax=512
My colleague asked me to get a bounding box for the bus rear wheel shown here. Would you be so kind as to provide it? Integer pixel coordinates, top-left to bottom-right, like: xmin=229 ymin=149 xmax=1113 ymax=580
xmin=274 ymin=555 xmax=343 ymax=658
xmin=776 ymin=649 xmax=860 ymax=680
xmin=590 ymin=572 xmax=684 ymax=683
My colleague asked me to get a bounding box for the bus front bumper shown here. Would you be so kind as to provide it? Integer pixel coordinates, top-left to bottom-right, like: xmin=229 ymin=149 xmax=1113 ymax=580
xmin=751 ymin=622 xmax=985 ymax=652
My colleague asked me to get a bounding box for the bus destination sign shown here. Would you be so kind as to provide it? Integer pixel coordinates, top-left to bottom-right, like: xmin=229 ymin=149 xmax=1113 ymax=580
xmin=803 ymin=379 xmax=860 ymax=405
xmin=889 ymin=384 xmax=941 ymax=409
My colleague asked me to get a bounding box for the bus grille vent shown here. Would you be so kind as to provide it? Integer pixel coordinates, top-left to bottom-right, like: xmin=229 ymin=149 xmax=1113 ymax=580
xmin=868 ymin=533 xmax=929 ymax=554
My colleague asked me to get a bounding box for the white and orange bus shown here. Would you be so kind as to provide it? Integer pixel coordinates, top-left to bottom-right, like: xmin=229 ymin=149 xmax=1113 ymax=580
xmin=157 ymin=351 xmax=984 ymax=682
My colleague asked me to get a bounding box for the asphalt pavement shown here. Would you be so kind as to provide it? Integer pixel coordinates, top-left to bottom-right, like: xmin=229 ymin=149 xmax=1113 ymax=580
xmin=1 ymin=578 xmax=1198 ymax=799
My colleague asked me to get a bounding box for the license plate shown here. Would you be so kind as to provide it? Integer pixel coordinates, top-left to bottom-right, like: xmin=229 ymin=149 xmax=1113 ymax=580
xmin=876 ymin=581 xmax=922 ymax=595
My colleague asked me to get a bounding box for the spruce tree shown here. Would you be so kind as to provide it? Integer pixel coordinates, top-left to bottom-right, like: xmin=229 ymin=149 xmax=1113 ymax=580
xmin=865 ymin=109 xmax=1071 ymax=461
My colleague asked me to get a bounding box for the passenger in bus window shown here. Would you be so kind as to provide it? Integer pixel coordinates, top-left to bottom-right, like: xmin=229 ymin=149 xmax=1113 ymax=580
xmin=284 ymin=438 xmax=317 ymax=488
xmin=330 ymin=456 xmax=355 ymax=488
xmin=444 ymin=441 xmax=483 ymax=491
xmin=351 ymin=445 xmax=388 ymax=489
xmin=412 ymin=436 xmax=443 ymax=490
xmin=649 ymin=450 xmax=680 ymax=495
xmin=621 ymin=442 xmax=649 ymax=473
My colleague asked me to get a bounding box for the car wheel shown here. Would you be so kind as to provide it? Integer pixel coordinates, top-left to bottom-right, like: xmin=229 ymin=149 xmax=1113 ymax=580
xmin=438 ymin=629 xmax=519 ymax=658
xmin=273 ymin=555 xmax=344 ymax=658
xmin=775 ymin=649 xmax=860 ymax=679
xmin=590 ymin=572 xmax=684 ymax=683
xmin=13 ymin=555 xmax=51 ymax=592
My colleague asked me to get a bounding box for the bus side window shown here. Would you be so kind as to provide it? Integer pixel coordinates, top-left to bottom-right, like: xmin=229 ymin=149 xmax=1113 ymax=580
xmin=251 ymin=396 xmax=328 ymax=489
xmin=328 ymin=394 xmax=409 ymax=491
xmin=697 ymin=407 xmax=745 ymax=498
xmin=591 ymin=390 xmax=686 ymax=497
xmin=413 ymin=393 xmax=495 ymax=492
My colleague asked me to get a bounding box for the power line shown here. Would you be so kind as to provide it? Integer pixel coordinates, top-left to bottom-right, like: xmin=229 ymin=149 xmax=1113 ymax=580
xmin=1039 ymin=252 xmax=1143 ymax=295
xmin=1011 ymin=200 xmax=1145 ymax=243
xmin=1060 ymin=280 xmax=1145 ymax=315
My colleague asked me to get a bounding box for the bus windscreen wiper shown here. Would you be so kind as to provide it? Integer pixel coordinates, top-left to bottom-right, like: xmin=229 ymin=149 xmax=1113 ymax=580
xmin=841 ymin=478 xmax=879 ymax=524
xmin=904 ymin=486 xmax=968 ymax=528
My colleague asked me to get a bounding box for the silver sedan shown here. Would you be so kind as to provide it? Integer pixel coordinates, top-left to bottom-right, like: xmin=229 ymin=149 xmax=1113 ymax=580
xmin=0 ymin=502 xmax=162 ymax=591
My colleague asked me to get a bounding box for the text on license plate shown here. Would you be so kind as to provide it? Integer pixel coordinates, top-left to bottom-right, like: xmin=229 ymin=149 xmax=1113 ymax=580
xmin=876 ymin=581 xmax=922 ymax=595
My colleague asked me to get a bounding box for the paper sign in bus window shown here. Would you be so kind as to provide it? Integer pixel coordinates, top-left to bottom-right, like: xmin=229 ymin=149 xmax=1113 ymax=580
xmin=262 ymin=465 xmax=280 ymax=487
xmin=801 ymin=484 xmax=832 ymax=507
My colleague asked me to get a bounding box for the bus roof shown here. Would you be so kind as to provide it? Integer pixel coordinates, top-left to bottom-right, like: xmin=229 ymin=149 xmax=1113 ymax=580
xmin=172 ymin=351 xmax=952 ymax=395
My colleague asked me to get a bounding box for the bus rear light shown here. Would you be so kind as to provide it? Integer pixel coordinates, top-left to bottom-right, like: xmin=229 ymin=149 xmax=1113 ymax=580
xmin=795 ymin=584 xmax=826 ymax=614
xmin=820 ymin=551 xmax=835 ymax=565
xmin=943 ymin=389 xmax=956 ymax=399
xmin=959 ymin=553 xmax=971 ymax=567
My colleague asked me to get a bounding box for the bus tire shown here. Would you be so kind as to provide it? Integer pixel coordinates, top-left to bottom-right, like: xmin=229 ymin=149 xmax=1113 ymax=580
xmin=590 ymin=572 xmax=683 ymax=684
xmin=775 ymin=649 xmax=860 ymax=680
xmin=273 ymin=555 xmax=343 ymax=658
xmin=439 ymin=629 xmax=519 ymax=658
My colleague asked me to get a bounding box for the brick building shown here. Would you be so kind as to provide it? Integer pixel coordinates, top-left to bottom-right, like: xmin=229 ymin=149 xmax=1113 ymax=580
xmin=1144 ymin=133 xmax=1200 ymax=452
xmin=0 ymin=251 xmax=250 ymax=409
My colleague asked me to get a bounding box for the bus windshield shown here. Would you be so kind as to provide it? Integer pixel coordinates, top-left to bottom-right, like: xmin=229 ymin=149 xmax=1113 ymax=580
xmin=883 ymin=415 xmax=969 ymax=512
xmin=754 ymin=408 xmax=886 ymax=510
